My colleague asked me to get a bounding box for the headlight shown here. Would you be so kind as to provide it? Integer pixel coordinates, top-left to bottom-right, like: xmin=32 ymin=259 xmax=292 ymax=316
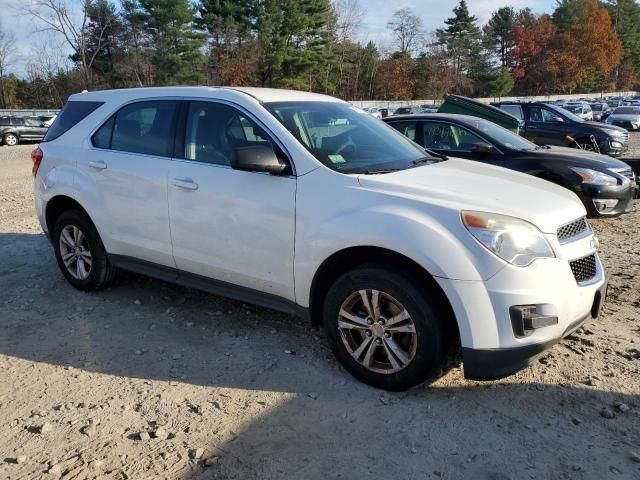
xmin=461 ymin=211 xmax=555 ymax=267
xmin=569 ymin=167 xmax=618 ymax=186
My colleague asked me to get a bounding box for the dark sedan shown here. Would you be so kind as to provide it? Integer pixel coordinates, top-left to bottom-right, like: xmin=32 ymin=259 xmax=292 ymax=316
xmin=385 ymin=114 xmax=638 ymax=217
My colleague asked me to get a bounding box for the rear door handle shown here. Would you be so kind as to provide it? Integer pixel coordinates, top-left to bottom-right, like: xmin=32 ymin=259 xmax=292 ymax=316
xmin=171 ymin=178 xmax=199 ymax=190
xmin=88 ymin=160 xmax=107 ymax=170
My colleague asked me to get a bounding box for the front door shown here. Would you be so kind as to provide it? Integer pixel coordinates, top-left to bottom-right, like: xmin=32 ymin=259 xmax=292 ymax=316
xmin=168 ymin=101 xmax=296 ymax=300
xmin=525 ymin=106 xmax=566 ymax=146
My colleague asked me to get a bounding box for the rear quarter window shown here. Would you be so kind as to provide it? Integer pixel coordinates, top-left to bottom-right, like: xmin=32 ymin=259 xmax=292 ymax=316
xmin=43 ymin=101 xmax=104 ymax=142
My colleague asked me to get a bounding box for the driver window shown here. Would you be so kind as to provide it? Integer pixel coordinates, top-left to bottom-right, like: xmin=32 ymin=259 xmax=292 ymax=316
xmin=184 ymin=102 xmax=276 ymax=165
xmin=529 ymin=107 xmax=556 ymax=123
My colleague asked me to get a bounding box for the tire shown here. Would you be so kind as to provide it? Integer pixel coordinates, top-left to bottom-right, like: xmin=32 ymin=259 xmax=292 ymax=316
xmin=3 ymin=133 xmax=18 ymax=146
xmin=52 ymin=209 xmax=116 ymax=291
xmin=323 ymin=265 xmax=455 ymax=391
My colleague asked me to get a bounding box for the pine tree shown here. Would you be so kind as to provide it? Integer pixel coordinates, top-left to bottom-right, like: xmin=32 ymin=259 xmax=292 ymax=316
xmin=483 ymin=7 xmax=516 ymax=67
xmin=129 ymin=0 xmax=206 ymax=85
xmin=607 ymin=0 xmax=640 ymax=78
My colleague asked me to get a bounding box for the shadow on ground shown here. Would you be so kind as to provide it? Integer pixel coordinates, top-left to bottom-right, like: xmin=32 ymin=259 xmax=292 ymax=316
xmin=1 ymin=233 xmax=639 ymax=480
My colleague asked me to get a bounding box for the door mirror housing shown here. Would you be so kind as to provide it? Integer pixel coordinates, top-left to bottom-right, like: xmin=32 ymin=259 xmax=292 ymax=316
xmin=553 ymin=116 xmax=565 ymax=123
xmin=471 ymin=142 xmax=495 ymax=154
xmin=231 ymin=145 xmax=288 ymax=175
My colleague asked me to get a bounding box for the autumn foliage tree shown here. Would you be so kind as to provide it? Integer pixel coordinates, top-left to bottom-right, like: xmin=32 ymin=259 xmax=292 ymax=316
xmin=554 ymin=0 xmax=623 ymax=92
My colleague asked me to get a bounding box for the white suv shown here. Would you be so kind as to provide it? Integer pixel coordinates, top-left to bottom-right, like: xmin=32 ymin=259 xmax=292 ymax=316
xmin=32 ymin=87 xmax=607 ymax=390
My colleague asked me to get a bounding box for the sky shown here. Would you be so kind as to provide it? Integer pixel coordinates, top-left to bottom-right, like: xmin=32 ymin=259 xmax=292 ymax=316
xmin=1 ymin=0 xmax=558 ymax=76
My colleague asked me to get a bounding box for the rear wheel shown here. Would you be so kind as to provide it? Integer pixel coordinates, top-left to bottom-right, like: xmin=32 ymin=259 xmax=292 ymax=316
xmin=52 ymin=210 xmax=116 ymax=291
xmin=323 ymin=265 xmax=454 ymax=391
xmin=3 ymin=133 xmax=18 ymax=146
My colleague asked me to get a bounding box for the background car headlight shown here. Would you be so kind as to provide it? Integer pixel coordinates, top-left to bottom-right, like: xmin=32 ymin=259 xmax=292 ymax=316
xmin=569 ymin=167 xmax=618 ymax=186
xmin=461 ymin=211 xmax=555 ymax=267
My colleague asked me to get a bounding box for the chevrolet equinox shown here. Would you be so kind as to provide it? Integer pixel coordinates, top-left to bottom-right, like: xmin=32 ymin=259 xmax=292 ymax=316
xmin=33 ymin=87 xmax=607 ymax=391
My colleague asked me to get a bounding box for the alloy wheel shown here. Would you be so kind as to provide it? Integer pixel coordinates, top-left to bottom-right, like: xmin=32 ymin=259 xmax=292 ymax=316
xmin=4 ymin=134 xmax=17 ymax=146
xmin=59 ymin=225 xmax=93 ymax=280
xmin=337 ymin=289 xmax=418 ymax=374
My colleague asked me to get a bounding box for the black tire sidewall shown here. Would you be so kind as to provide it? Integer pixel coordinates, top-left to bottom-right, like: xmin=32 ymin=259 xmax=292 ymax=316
xmin=52 ymin=210 xmax=111 ymax=291
xmin=323 ymin=266 xmax=448 ymax=391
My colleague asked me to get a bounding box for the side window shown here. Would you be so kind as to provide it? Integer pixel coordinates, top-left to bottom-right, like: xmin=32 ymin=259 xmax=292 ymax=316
xmin=0 ymin=117 xmax=10 ymax=126
xmin=423 ymin=123 xmax=483 ymax=151
xmin=111 ymin=101 xmax=177 ymax=157
xmin=92 ymin=116 xmax=115 ymax=149
xmin=389 ymin=121 xmax=417 ymax=142
xmin=184 ymin=102 xmax=276 ymax=165
xmin=43 ymin=101 xmax=104 ymax=142
xmin=529 ymin=107 xmax=556 ymax=123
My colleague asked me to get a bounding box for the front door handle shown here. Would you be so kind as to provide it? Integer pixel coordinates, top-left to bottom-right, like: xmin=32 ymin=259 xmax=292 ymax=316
xmin=88 ymin=160 xmax=107 ymax=170
xmin=171 ymin=178 xmax=199 ymax=190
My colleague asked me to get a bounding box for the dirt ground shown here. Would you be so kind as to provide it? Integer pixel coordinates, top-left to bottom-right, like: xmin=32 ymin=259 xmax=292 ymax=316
xmin=0 ymin=143 xmax=638 ymax=480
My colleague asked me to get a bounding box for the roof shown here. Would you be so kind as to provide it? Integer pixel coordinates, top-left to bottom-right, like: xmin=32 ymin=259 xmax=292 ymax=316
xmin=69 ymin=86 xmax=344 ymax=104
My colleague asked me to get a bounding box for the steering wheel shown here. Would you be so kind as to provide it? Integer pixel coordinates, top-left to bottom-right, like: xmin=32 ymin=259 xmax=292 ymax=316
xmin=335 ymin=136 xmax=357 ymax=156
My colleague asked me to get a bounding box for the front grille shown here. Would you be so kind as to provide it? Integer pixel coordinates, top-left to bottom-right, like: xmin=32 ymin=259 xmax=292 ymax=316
xmin=557 ymin=217 xmax=589 ymax=242
xmin=620 ymin=169 xmax=635 ymax=182
xmin=569 ymin=254 xmax=597 ymax=283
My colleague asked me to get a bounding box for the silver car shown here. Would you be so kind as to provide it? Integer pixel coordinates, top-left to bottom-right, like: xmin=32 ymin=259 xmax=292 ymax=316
xmin=606 ymin=106 xmax=640 ymax=130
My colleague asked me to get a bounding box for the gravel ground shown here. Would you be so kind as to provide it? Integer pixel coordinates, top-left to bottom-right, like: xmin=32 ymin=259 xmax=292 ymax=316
xmin=0 ymin=142 xmax=639 ymax=480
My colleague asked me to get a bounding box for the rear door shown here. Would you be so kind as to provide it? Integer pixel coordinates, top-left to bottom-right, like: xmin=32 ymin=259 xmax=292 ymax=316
xmin=167 ymin=100 xmax=296 ymax=300
xmin=82 ymin=100 xmax=178 ymax=267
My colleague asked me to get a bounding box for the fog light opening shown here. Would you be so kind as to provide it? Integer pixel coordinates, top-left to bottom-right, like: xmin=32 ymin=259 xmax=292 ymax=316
xmin=594 ymin=199 xmax=618 ymax=213
xmin=510 ymin=305 xmax=558 ymax=338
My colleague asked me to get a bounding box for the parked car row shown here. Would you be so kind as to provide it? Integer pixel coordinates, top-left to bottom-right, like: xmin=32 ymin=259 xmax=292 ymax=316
xmin=0 ymin=115 xmax=53 ymax=146
xmin=32 ymin=87 xmax=627 ymax=391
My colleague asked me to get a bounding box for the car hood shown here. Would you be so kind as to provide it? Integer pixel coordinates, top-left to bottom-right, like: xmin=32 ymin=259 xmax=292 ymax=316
xmin=582 ymin=121 xmax=627 ymax=133
xmin=607 ymin=114 xmax=640 ymax=121
xmin=357 ymin=158 xmax=585 ymax=234
xmin=538 ymin=146 xmax=632 ymax=170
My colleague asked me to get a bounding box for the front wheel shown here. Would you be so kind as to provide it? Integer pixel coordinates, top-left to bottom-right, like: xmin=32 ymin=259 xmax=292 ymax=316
xmin=323 ymin=265 xmax=454 ymax=391
xmin=3 ymin=133 xmax=18 ymax=146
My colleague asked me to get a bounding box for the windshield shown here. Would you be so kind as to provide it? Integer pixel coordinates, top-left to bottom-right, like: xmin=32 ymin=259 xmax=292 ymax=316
xmin=546 ymin=104 xmax=585 ymax=123
xmin=564 ymin=104 xmax=584 ymax=113
xmin=264 ymin=101 xmax=431 ymax=174
xmin=464 ymin=118 xmax=538 ymax=151
xmin=590 ymin=104 xmax=603 ymax=111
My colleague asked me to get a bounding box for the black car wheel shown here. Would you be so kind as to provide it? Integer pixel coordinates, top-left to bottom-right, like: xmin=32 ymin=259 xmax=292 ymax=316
xmin=53 ymin=210 xmax=116 ymax=291
xmin=323 ymin=264 xmax=456 ymax=391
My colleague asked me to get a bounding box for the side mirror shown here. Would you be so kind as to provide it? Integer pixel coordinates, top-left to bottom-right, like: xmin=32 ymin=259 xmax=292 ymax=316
xmin=471 ymin=142 xmax=495 ymax=154
xmin=230 ymin=145 xmax=288 ymax=175
xmin=554 ymin=116 xmax=565 ymax=123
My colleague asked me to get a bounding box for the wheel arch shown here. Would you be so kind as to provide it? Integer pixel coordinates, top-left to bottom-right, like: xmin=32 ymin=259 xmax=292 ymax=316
xmin=308 ymin=246 xmax=460 ymax=341
xmin=45 ymin=195 xmax=95 ymax=240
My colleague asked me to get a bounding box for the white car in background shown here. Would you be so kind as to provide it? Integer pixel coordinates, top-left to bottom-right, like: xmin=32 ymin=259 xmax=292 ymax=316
xmin=32 ymin=87 xmax=606 ymax=390
xmin=362 ymin=107 xmax=382 ymax=119
xmin=563 ymin=102 xmax=594 ymax=121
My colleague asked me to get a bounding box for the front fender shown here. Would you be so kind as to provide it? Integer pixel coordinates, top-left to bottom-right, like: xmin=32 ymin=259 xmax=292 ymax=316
xmin=293 ymin=174 xmax=506 ymax=308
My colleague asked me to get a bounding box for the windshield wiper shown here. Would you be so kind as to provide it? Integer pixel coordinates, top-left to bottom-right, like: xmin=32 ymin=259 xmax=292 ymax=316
xmin=361 ymin=168 xmax=402 ymax=174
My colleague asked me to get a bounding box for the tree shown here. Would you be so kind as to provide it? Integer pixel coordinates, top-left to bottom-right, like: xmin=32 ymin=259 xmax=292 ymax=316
xmin=487 ymin=67 xmax=514 ymax=97
xmin=387 ymin=8 xmax=423 ymax=57
xmin=507 ymin=13 xmax=557 ymax=94
xmin=255 ymin=0 xmax=331 ymax=89
xmin=552 ymin=0 xmax=589 ymax=32
xmin=0 ymin=23 xmax=15 ymax=108
xmin=435 ymin=0 xmax=485 ymax=92
xmin=128 ymin=0 xmax=206 ymax=85
xmin=483 ymin=7 xmax=516 ymax=67
xmin=607 ymin=0 xmax=640 ymax=79
xmin=21 ymin=0 xmax=111 ymax=89
xmin=556 ymin=0 xmax=623 ymax=91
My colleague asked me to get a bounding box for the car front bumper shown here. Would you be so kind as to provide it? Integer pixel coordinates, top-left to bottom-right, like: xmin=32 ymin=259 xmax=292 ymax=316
xmin=462 ymin=281 xmax=606 ymax=380
xmin=577 ymin=181 xmax=638 ymax=217
xmin=435 ymin=232 xmax=606 ymax=380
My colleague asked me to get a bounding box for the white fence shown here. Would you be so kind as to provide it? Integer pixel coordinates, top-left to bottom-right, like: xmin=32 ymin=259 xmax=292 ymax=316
xmin=349 ymin=91 xmax=639 ymax=109
xmin=0 ymin=109 xmax=60 ymax=117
